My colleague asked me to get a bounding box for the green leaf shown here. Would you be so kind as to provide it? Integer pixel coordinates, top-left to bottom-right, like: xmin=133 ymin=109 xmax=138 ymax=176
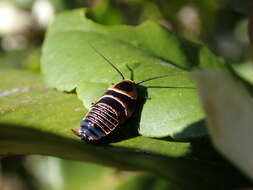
xmin=0 ymin=69 xmax=249 ymax=189
xmin=60 ymin=158 xmax=122 ymax=190
xmin=194 ymin=70 xmax=253 ymax=180
xmin=42 ymin=9 xmax=227 ymax=139
xmin=60 ymin=158 xmax=176 ymax=190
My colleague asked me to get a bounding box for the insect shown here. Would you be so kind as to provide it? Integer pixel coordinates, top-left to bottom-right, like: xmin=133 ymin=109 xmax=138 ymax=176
xmin=72 ymin=43 xmax=184 ymax=141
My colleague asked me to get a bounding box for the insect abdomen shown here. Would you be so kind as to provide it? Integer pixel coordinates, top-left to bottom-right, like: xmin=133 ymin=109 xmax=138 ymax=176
xmin=78 ymin=80 xmax=138 ymax=141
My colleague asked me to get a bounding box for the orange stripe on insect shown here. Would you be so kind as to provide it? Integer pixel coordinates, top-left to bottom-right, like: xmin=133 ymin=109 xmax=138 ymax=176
xmin=97 ymin=94 xmax=128 ymax=117
xmin=90 ymin=108 xmax=118 ymax=128
xmin=108 ymin=87 xmax=137 ymax=99
xmin=96 ymin=102 xmax=119 ymax=117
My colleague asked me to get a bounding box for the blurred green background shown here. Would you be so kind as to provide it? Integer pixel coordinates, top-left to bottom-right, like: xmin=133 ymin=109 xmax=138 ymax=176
xmin=0 ymin=0 xmax=252 ymax=189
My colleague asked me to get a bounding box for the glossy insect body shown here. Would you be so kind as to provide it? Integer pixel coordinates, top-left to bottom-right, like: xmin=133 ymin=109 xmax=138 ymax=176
xmin=77 ymin=80 xmax=138 ymax=141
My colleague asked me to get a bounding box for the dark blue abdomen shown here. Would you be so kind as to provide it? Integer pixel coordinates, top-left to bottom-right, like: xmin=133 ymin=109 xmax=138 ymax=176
xmin=79 ymin=102 xmax=120 ymax=141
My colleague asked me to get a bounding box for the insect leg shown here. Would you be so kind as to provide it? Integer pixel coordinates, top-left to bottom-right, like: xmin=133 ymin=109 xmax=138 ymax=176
xmin=71 ymin=129 xmax=80 ymax=137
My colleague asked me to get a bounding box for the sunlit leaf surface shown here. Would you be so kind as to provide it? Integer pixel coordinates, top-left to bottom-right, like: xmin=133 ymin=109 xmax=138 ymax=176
xmin=41 ymin=9 xmax=227 ymax=139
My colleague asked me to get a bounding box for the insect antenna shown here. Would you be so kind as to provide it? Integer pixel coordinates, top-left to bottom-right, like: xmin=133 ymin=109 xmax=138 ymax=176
xmin=126 ymin=64 xmax=134 ymax=81
xmin=136 ymin=72 xmax=187 ymax=85
xmin=87 ymin=42 xmax=125 ymax=80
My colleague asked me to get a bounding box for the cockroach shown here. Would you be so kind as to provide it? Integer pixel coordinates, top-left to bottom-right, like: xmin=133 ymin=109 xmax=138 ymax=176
xmin=72 ymin=43 xmax=184 ymax=141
